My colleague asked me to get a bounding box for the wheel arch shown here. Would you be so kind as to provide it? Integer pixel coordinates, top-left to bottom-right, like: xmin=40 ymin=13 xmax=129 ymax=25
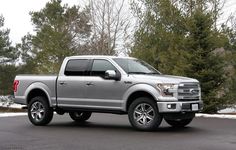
xmin=123 ymin=84 xmax=160 ymax=112
xmin=126 ymin=91 xmax=156 ymax=111
xmin=25 ymin=82 xmax=52 ymax=106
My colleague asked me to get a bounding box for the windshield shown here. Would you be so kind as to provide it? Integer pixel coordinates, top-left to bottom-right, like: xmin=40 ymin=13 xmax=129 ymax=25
xmin=113 ymin=58 xmax=161 ymax=75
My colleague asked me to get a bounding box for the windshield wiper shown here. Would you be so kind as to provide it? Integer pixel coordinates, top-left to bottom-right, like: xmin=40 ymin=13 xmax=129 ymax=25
xmin=128 ymin=72 xmax=160 ymax=75
xmin=128 ymin=72 xmax=148 ymax=74
xmin=146 ymin=72 xmax=160 ymax=75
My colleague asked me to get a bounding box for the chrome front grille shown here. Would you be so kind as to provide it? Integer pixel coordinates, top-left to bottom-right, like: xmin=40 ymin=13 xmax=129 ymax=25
xmin=177 ymin=83 xmax=200 ymax=101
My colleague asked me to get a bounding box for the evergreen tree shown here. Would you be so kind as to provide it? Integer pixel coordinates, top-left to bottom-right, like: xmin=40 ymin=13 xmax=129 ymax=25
xmin=184 ymin=10 xmax=226 ymax=113
xmin=0 ymin=15 xmax=19 ymax=95
xmin=131 ymin=0 xmax=227 ymax=113
xmin=131 ymin=0 xmax=190 ymax=75
xmin=0 ymin=15 xmax=18 ymax=64
xmin=0 ymin=65 xmax=18 ymax=95
xmin=16 ymin=34 xmax=37 ymax=74
xmin=29 ymin=0 xmax=91 ymax=73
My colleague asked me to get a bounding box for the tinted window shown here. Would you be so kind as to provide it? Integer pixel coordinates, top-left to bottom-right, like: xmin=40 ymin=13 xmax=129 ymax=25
xmin=65 ymin=59 xmax=90 ymax=76
xmin=91 ymin=59 xmax=116 ymax=77
xmin=113 ymin=58 xmax=161 ymax=74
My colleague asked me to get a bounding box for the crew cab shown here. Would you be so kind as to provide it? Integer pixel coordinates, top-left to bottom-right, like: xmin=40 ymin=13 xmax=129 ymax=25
xmin=14 ymin=55 xmax=203 ymax=131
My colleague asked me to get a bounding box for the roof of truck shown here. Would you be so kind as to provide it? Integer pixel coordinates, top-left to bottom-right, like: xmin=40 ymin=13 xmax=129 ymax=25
xmin=67 ymin=55 xmax=135 ymax=59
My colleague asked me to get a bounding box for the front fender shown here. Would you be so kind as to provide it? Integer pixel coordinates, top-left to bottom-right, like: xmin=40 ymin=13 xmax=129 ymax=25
xmin=122 ymin=84 xmax=160 ymax=111
xmin=24 ymin=82 xmax=53 ymax=106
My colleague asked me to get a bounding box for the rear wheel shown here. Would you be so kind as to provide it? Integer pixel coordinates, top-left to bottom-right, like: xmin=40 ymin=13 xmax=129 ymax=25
xmin=69 ymin=111 xmax=92 ymax=122
xmin=28 ymin=96 xmax=53 ymax=126
xmin=128 ymin=97 xmax=162 ymax=131
xmin=165 ymin=118 xmax=193 ymax=128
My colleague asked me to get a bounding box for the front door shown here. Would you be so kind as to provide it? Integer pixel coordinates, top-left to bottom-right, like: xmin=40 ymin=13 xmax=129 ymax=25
xmin=84 ymin=59 xmax=127 ymax=110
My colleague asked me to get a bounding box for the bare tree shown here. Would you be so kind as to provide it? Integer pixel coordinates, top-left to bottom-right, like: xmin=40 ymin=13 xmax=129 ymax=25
xmin=88 ymin=0 xmax=132 ymax=55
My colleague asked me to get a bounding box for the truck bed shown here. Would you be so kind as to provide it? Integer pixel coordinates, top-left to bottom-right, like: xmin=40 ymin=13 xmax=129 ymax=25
xmin=14 ymin=75 xmax=58 ymax=105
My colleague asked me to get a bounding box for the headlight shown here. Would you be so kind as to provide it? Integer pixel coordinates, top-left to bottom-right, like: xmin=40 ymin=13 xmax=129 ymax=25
xmin=156 ymin=83 xmax=175 ymax=97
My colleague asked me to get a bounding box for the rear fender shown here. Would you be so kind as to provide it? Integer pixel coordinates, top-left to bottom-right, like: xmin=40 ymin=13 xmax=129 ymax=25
xmin=25 ymin=82 xmax=53 ymax=107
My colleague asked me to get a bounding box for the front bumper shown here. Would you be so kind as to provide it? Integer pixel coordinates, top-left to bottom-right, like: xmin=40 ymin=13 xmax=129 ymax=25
xmin=157 ymin=101 xmax=203 ymax=113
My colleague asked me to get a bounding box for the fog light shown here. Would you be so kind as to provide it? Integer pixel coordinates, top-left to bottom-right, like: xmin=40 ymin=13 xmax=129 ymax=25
xmin=167 ymin=104 xmax=176 ymax=109
xmin=167 ymin=104 xmax=171 ymax=109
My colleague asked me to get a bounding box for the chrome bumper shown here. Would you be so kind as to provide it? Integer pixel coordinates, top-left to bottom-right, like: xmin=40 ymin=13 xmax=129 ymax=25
xmin=157 ymin=101 xmax=203 ymax=113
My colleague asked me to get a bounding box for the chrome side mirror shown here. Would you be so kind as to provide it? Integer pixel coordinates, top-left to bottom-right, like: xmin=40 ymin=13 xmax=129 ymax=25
xmin=105 ymin=70 xmax=120 ymax=80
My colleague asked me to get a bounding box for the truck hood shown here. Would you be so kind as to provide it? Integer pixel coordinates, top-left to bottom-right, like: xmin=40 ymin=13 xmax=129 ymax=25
xmin=131 ymin=74 xmax=199 ymax=84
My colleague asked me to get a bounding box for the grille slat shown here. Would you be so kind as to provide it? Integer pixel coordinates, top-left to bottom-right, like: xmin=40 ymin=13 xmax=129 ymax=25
xmin=177 ymin=83 xmax=200 ymax=101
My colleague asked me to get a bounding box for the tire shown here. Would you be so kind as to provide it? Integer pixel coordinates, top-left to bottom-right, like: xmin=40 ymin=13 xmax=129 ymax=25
xmin=128 ymin=97 xmax=162 ymax=131
xmin=165 ymin=118 xmax=193 ymax=128
xmin=69 ymin=111 xmax=92 ymax=122
xmin=28 ymin=96 xmax=53 ymax=126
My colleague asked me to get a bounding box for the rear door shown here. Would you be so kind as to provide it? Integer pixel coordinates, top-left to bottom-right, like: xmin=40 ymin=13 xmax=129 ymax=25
xmin=57 ymin=59 xmax=91 ymax=107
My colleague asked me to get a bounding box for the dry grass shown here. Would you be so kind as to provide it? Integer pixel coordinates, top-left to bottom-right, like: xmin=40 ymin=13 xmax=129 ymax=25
xmin=0 ymin=107 xmax=26 ymax=113
xmin=218 ymin=113 xmax=236 ymax=115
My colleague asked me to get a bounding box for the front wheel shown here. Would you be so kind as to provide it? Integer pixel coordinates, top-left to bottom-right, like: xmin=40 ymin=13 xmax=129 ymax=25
xmin=28 ymin=96 xmax=53 ymax=126
xmin=128 ymin=97 xmax=162 ymax=131
xmin=69 ymin=111 xmax=92 ymax=122
xmin=165 ymin=118 xmax=193 ymax=128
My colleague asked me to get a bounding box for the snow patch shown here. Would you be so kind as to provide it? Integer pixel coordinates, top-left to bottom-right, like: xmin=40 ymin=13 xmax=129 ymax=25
xmin=0 ymin=102 xmax=25 ymax=109
xmin=196 ymin=113 xmax=236 ymax=119
xmin=218 ymin=107 xmax=236 ymax=113
xmin=0 ymin=113 xmax=27 ymax=117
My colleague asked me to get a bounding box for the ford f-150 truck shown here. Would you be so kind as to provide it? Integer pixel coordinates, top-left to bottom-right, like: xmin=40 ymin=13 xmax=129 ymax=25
xmin=14 ymin=55 xmax=203 ymax=131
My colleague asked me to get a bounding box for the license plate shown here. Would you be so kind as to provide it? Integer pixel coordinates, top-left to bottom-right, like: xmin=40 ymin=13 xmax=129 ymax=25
xmin=192 ymin=104 xmax=199 ymax=111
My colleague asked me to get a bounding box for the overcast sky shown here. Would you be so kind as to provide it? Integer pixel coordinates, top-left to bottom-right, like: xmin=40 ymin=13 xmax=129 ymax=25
xmin=0 ymin=0 xmax=84 ymax=44
xmin=0 ymin=0 xmax=235 ymax=44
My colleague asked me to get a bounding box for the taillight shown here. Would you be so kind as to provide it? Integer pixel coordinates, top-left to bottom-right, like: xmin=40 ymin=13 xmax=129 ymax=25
xmin=13 ymin=80 xmax=19 ymax=92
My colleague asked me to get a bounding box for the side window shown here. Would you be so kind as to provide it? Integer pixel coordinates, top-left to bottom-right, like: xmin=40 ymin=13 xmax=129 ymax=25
xmin=64 ymin=59 xmax=90 ymax=76
xmin=91 ymin=59 xmax=116 ymax=77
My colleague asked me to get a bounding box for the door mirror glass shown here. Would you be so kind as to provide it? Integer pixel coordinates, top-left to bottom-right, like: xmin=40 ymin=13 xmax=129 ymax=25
xmin=105 ymin=70 xmax=119 ymax=80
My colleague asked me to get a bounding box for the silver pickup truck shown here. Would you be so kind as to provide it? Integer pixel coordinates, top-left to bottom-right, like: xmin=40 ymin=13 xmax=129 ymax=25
xmin=14 ymin=55 xmax=203 ymax=131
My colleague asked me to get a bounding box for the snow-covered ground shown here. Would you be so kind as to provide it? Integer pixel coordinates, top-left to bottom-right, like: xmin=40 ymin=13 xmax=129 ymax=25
xmin=0 ymin=102 xmax=26 ymax=117
xmin=0 ymin=112 xmax=27 ymax=117
xmin=0 ymin=96 xmax=27 ymax=117
xmin=0 ymin=103 xmax=24 ymax=109
xmin=0 ymin=102 xmax=27 ymax=117
xmin=218 ymin=107 xmax=236 ymax=113
xmin=0 ymin=95 xmax=26 ymax=109
xmin=196 ymin=113 xmax=236 ymax=119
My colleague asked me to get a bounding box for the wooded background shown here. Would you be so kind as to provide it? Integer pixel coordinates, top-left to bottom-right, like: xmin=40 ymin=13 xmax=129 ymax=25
xmin=1 ymin=0 xmax=236 ymax=113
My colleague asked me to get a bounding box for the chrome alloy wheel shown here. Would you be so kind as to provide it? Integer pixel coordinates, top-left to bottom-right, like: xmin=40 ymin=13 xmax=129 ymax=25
xmin=30 ymin=101 xmax=45 ymax=122
xmin=133 ymin=103 xmax=155 ymax=126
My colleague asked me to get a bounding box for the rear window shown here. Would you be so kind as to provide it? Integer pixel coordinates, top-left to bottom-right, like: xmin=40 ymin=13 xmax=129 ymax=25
xmin=64 ymin=59 xmax=90 ymax=76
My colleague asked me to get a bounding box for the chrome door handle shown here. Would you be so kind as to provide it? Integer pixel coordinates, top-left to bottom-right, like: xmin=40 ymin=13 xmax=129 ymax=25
xmin=59 ymin=81 xmax=67 ymax=85
xmin=86 ymin=82 xmax=94 ymax=86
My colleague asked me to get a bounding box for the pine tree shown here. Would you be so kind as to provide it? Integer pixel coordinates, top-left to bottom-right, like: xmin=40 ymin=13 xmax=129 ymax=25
xmin=184 ymin=10 xmax=225 ymax=113
xmin=0 ymin=15 xmax=18 ymax=64
xmin=29 ymin=0 xmax=91 ymax=73
xmin=131 ymin=0 xmax=190 ymax=75
xmin=0 ymin=15 xmax=19 ymax=95
xmin=131 ymin=0 xmax=228 ymax=113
